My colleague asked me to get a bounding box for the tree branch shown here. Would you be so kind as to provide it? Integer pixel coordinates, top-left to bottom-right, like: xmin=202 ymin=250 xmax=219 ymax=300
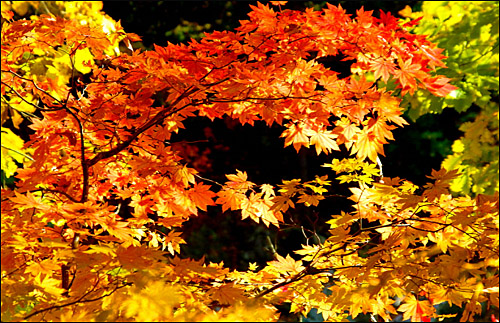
xmin=23 ymin=281 xmax=131 ymax=320
xmin=86 ymin=87 xmax=199 ymax=168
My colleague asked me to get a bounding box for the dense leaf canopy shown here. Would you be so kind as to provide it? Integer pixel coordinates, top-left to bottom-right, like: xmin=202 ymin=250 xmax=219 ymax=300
xmin=1 ymin=1 xmax=498 ymax=322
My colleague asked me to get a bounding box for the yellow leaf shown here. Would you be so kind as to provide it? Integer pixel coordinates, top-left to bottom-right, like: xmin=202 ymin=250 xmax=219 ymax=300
xmin=267 ymin=254 xmax=305 ymax=274
xmin=85 ymin=244 xmax=117 ymax=257
xmin=350 ymin=291 xmax=373 ymax=318
xmin=1 ymin=127 xmax=31 ymax=178
xmin=314 ymin=175 xmax=331 ymax=186
xmin=260 ymin=184 xmax=276 ymax=198
xmin=73 ymin=47 xmax=95 ymax=74
xmin=249 ymin=262 xmax=259 ymax=271
xmin=398 ymin=294 xmax=434 ymax=322
xmin=25 ymin=259 xmax=60 ymax=277
xmin=352 ymin=129 xmax=384 ymax=162
xmin=174 ymin=165 xmax=196 ymax=188
xmin=427 ymin=231 xmax=449 ymax=253
xmin=225 ymin=169 xmax=254 ymax=190
xmin=309 ymin=130 xmax=339 ymax=155
xmin=34 ymin=273 xmax=66 ymax=297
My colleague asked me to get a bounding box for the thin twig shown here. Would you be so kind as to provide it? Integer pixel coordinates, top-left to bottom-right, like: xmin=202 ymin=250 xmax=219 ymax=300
xmin=23 ymin=281 xmax=131 ymax=320
xmin=0 ymin=145 xmax=34 ymax=161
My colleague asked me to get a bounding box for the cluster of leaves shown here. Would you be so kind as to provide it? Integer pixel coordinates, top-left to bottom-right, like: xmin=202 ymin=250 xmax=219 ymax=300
xmin=1 ymin=1 xmax=498 ymax=322
xmin=263 ymin=167 xmax=499 ymax=322
xmin=1 ymin=0 xmax=133 ymax=185
xmin=399 ymin=1 xmax=499 ymax=195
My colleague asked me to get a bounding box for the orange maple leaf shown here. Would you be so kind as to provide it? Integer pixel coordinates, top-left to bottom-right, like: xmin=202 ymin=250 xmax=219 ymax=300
xmin=281 ymin=123 xmax=310 ymax=152
xmin=370 ymin=58 xmax=396 ymax=83
xmin=216 ymin=189 xmax=247 ymax=212
xmin=270 ymin=1 xmax=287 ymax=6
xmin=10 ymin=191 xmax=51 ymax=211
xmin=394 ymin=59 xmax=425 ymax=94
xmin=209 ymin=283 xmax=246 ymax=305
xmin=188 ymin=183 xmax=216 ymax=211
xmin=297 ymin=193 xmax=324 ymax=207
xmin=225 ymin=170 xmax=254 ymax=190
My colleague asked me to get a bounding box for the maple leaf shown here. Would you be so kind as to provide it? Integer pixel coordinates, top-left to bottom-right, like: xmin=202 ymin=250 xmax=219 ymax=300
xmin=370 ymin=58 xmax=396 ymax=83
xmin=394 ymin=59 xmax=425 ymax=95
xmin=374 ymin=92 xmax=408 ymax=127
xmin=398 ymin=294 xmax=435 ymax=322
xmin=34 ymin=273 xmax=66 ymax=297
xmin=25 ymin=259 xmax=60 ymax=277
xmin=347 ymin=76 xmax=374 ymax=94
xmin=225 ymin=170 xmax=254 ymax=191
xmin=116 ymin=245 xmax=165 ymax=270
xmin=247 ymin=2 xmax=277 ymax=33
xmin=9 ymin=191 xmax=51 ymax=211
xmin=270 ymin=195 xmax=295 ymax=213
xmin=334 ymin=118 xmax=361 ymax=148
xmin=297 ymin=193 xmax=324 ymax=207
xmin=170 ymin=256 xmax=223 ymax=282
xmin=277 ymin=179 xmax=302 ymax=195
xmin=367 ymin=118 xmax=395 ymax=143
xmin=309 ymin=129 xmax=339 ymax=155
xmin=281 ymin=123 xmax=310 ymax=152
xmin=105 ymin=220 xmax=136 ymax=244
xmin=173 ymin=165 xmax=197 ymax=188
xmin=427 ymin=231 xmax=450 ymax=253
xmin=426 ymin=168 xmax=460 ymax=183
xmin=156 ymin=216 xmax=186 ymax=229
xmin=240 ymin=192 xmax=282 ymax=227
xmin=260 ymin=184 xmax=275 ymax=199
xmin=216 ymin=188 xmax=246 ymax=212
xmin=209 ymin=283 xmax=246 ymax=305
xmin=425 ymin=76 xmax=458 ymax=97
xmin=352 ymin=128 xmax=384 ymax=162
xmin=314 ymin=175 xmax=331 ymax=186
xmin=85 ymin=244 xmax=117 ymax=257
xmin=188 ymin=183 xmax=216 ymax=211
xmin=267 ymin=254 xmax=305 ymax=274
xmin=397 ymin=194 xmax=423 ymax=210
xmin=423 ymin=168 xmax=459 ymax=201
xmin=349 ymin=291 xmax=373 ymax=319
xmin=164 ymin=231 xmax=186 ymax=255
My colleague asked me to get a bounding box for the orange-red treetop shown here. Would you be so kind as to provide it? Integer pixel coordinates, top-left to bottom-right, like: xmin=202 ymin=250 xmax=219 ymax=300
xmin=1 ymin=2 xmax=456 ymax=233
xmin=101 ymin=3 xmax=451 ymax=161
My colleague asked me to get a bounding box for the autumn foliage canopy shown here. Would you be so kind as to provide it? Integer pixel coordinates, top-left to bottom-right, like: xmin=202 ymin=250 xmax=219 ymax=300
xmin=1 ymin=1 xmax=498 ymax=322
